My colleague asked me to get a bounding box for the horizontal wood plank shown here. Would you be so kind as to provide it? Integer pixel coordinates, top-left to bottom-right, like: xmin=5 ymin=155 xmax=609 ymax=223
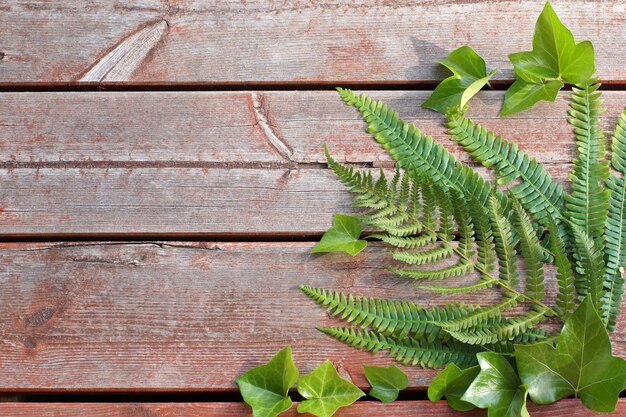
xmin=1 ymin=91 xmax=624 ymax=165
xmin=0 ymin=165 xmax=573 ymax=237
xmin=0 ymin=242 xmax=624 ymax=391
xmin=1 ymin=90 xmax=624 ymax=236
xmin=1 ymin=400 xmax=624 ymax=417
xmin=1 ymin=1 xmax=624 ymax=85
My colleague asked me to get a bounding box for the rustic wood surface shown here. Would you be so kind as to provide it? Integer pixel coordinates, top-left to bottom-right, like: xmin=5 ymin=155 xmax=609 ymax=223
xmin=0 ymin=1 xmax=624 ymax=85
xmin=1 ymin=400 xmax=625 ymax=417
xmin=1 ymin=1 xmax=625 ymax=415
xmin=0 ymin=242 xmax=624 ymax=391
xmin=0 ymin=91 xmax=623 ymax=237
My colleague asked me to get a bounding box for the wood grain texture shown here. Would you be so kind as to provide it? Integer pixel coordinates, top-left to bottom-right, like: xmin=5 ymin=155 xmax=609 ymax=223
xmin=1 ymin=400 xmax=624 ymax=417
xmin=0 ymin=242 xmax=624 ymax=391
xmin=1 ymin=1 xmax=624 ymax=85
xmin=0 ymin=165 xmax=573 ymax=237
xmin=1 ymin=90 xmax=623 ymax=236
xmin=1 ymin=91 xmax=623 ymax=165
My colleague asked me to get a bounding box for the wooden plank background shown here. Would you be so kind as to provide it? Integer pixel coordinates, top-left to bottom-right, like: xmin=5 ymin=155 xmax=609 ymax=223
xmin=0 ymin=1 xmax=625 ymax=416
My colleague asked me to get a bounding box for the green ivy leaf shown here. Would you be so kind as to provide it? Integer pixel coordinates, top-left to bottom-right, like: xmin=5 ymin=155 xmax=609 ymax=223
xmin=311 ymin=213 xmax=367 ymax=256
xmin=297 ymin=361 xmax=365 ymax=417
xmin=363 ymin=364 xmax=409 ymax=403
xmin=515 ymin=297 xmax=626 ymax=412
xmin=461 ymin=353 xmax=530 ymax=417
xmin=428 ymin=363 xmax=479 ymax=411
xmin=422 ymin=46 xmax=495 ymax=114
xmin=502 ymin=1 xmax=595 ymax=115
xmin=235 ymin=346 xmax=299 ymax=417
xmin=500 ymin=78 xmax=563 ymax=116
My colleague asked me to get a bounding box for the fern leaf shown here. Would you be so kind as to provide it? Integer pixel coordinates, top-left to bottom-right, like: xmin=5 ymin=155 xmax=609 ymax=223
xmin=570 ymin=224 xmax=606 ymax=305
xmin=446 ymin=110 xmax=565 ymax=226
xmin=337 ymin=88 xmax=495 ymax=206
xmin=368 ymin=233 xmax=437 ymax=249
xmin=512 ymin=199 xmax=545 ymax=301
xmin=319 ymin=327 xmax=480 ymax=368
xmin=564 ymin=79 xmax=610 ymax=244
xmin=451 ymin=188 xmax=476 ymax=258
xmin=389 ymin=261 xmax=475 ymax=280
xmin=299 ymin=286 xmax=476 ymax=340
xmin=488 ymin=195 xmax=519 ymax=287
xmin=445 ymin=308 xmax=547 ymax=345
xmin=468 ymin=196 xmax=496 ymax=271
xmin=419 ymin=276 xmax=496 ymax=294
xmin=392 ymin=245 xmax=454 ymax=265
xmin=603 ymin=110 xmax=626 ymax=329
xmin=546 ymin=215 xmax=576 ymax=316
xmin=441 ymin=294 xmax=520 ymax=331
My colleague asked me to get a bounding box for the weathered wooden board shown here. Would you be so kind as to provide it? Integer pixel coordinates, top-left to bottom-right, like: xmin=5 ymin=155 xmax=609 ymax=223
xmin=1 ymin=91 xmax=624 ymax=165
xmin=2 ymin=90 xmax=623 ymax=237
xmin=0 ymin=165 xmax=573 ymax=237
xmin=0 ymin=242 xmax=624 ymax=391
xmin=1 ymin=400 xmax=624 ymax=417
xmin=0 ymin=1 xmax=624 ymax=85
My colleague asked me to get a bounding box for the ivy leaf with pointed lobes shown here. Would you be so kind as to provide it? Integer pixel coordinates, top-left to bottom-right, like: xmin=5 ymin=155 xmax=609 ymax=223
xmin=235 ymin=346 xmax=299 ymax=417
xmin=422 ymin=46 xmax=496 ymax=114
xmin=311 ymin=213 xmax=367 ymax=256
xmin=500 ymin=78 xmax=563 ymax=117
xmin=461 ymin=353 xmax=530 ymax=417
xmin=297 ymin=361 xmax=365 ymax=417
xmin=363 ymin=364 xmax=409 ymax=403
xmin=515 ymin=297 xmax=626 ymax=412
xmin=428 ymin=363 xmax=479 ymax=411
xmin=502 ymin=1 xmax=595 ymax=115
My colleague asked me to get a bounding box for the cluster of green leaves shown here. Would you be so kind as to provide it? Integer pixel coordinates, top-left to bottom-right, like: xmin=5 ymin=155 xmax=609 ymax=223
xmin=236 ymin=346 xmax=408 ymax=417
xmin=304 ymin=1 xmax=626 ymax=415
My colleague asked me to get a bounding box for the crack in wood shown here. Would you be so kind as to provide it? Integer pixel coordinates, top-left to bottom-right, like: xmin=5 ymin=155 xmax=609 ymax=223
xmin=79 ymin=20 xmax=168 ymax=83
xmin=250 ymin=92 xmax=294 ymax=162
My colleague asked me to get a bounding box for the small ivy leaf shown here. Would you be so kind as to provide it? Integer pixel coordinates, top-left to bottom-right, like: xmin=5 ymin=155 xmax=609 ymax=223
xmin=311 ymin=214 xmax=367 ymax=256
xmin=461 ymin=353 xmax=530 ymax=417
xmin=502 ymin=1 xmax=595 ymax=115
xmin=422 ymin=46 xmax=495 ymax=114
xmin=235 ymin=346 xmax=299 ymax=417
xmin=500 ymin=78 xmax=563 ymax=116
xmin=515 ymin=297 xmax=626 ymax=412
xmin=428 ymin=363 xmax=479 ymax=411
xmin=297 ymin=360 xmax=365 ymax=417
xmin=363 ymin=364 xmax=409 ymax=403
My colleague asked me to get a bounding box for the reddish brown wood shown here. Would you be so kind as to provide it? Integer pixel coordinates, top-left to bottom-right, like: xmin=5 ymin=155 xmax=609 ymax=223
xmin=0 ymin=91 xmax=623 ymax=165
xmin=1 ymin=400 xmax=624 ymax=416
xmin=0 ymin=1 xmax=624 ymax=85
xmin=0 ymin=165 xmax=574 ymax=237
xmin=0 ymin=241 xmax=624 ymax=391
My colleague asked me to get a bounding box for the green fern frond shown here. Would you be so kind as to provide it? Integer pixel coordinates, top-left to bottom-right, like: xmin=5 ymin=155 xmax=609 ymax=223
xmin=418 ymin=276 xmax=495 ymax=294
xmin=368 ymin=233 xmax=437 ymax=248
xmin=337 ymin=88 xmax=495 ymax=206
xmin=570 ymin=224 xmax=606 ymax=305
xmin=468 ymin=196 xmax=497 ymax=271
xmin=565 ymin=79 xmax=610 ymax=244
xmin=546 ymin=216 xmax=576 ymax=317
xmin=441 ymin=294 xmax=520 ymax=332
xmin=512 ymin=199 xmax=546 ymax=301
xmin=488 ymin=195 xmax=519 ymax=287
xmin=444 ymin=308 xmax=548 ymax=345
xmin=319 ymin=326 xmax=480 ymax=368
xmin=446 ymin=110 xmax=565 ymax=226
xmin=603 ymin=110 xmax=626 ymax=329
xmin=299 ymin=285 xmax=474 ymax=340
xmin=389 ymin=261 xmax=475 ymax=280
xmin=392 ymin=245 xmax=454 ymax=265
